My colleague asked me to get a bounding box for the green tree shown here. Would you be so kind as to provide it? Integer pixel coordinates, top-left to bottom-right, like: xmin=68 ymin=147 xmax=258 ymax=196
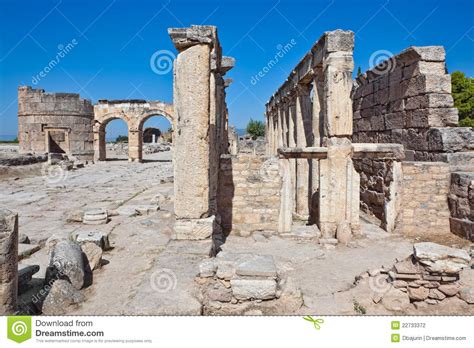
xmin=115 ymin=135 xmax=128 ymax=143
xmin=357 ymin=66 xmax=362 ymax=77
xmin=451 ymin=71 xmax=474 ymax=125
xmin=246 ymin=119 xmax=265 ymax=139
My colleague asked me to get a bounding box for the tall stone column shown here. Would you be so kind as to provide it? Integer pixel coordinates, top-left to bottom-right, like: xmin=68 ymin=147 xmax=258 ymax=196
xmin=169 ymin=25 xmax=232 ymax=240
xmin=287 ymin=96 xmax=297 ymax=215
xmin=0 ymin=209 xmax=18 ymax=315
xmin=295 ymin=84 xmax=312 ymax=220
xmin=319 ymin=47 xmax=359 ymax=238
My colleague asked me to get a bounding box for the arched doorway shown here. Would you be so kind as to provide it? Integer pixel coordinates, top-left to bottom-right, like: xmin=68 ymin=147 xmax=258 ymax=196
xmin=93 ymin=113 xmax=131 ymax=161
xmin=139 ymin=113 xmax=173 ymax=162
xmin=103 ymin=118 xmax=129 ymax=161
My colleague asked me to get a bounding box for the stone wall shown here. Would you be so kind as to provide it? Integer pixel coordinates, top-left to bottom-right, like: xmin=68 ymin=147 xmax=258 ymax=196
xmin=218 ymin=154 xmax=281 ymax=236
xmin=352 ymin=46 xmax=473 ymax=166
xmin=398 ymin=162 xmax=451 ymax=235
xmin=18 ymin=86 xmax=94 ymax=161
xmin=354 ymin=158 xmax=402 ymax=232
xmin=0 ymin=209 xmax=18 ymax=315
xmin=448 ymin=172 xmax=474 ymax=241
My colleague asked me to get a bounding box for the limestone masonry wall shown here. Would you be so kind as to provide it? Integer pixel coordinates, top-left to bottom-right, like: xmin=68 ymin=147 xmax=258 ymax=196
xmin=353 ymin=158 xmax=402 ymax=232
xmin=398 ymin=162 xmax=451 ymax=235
xmin=18 ymin=86 xmax=94 ymax=160
xmin=218 ymin=154 xmax=281 ymax=236
xmin=448 ymin=172 xmax=474 ymax=241
xmin=352 ymin=46 xmax=473 ymax=165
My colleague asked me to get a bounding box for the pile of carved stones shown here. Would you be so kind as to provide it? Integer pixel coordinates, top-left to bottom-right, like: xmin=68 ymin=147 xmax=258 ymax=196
xmin=37 ymin=231 xmax=110 ymax=315
xmin=196 ymin=252 xmax=302 ymax=315
xmin=362 ymin=242 xmax=473 ymax=311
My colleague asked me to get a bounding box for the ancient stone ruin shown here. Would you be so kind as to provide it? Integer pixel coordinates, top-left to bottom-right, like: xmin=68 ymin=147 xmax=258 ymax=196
xmin=1 ymin=25 xmax=473 ymax=316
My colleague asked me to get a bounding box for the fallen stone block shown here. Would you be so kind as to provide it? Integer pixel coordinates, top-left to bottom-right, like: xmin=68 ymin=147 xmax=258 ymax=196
xmin=413 ymin=242 xmax=470 ymax=273
xmin=81 ymin=242 xmax=102 ymax=271
xmin=45 ymin=240 xmax=85 ymax=290
xmin=41 ymin=279 xmax=84 ymax=315
xmin=72 ymin=231 xmax=110 ymax=250
xmin=230 ymin=278 xmax=277 ymax=300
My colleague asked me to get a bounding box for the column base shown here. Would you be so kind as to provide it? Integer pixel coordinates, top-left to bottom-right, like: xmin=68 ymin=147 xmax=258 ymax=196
xmin=174 ymin=215 xmax=221 ymax=240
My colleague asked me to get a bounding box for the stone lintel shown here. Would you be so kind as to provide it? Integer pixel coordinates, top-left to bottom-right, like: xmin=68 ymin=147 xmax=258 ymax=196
xmin=168 ymin=25 xmax=216 ymax=51
xmin=278 ymin=147 xmax=328 ymax=159
xmin=352 ymin=143 xmax=405 ymax=160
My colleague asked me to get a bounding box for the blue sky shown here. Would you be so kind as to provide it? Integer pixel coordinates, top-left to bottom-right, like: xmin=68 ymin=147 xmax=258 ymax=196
xmin=1 ymin=0 xmax=473 ymax=139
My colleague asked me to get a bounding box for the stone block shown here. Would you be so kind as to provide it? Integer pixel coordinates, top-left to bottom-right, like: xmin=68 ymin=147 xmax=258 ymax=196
xmin=230 ymin=278 xmax=277 ymax=300
xmin=174 ymin=215 xmax=219 ymax=240
xmin=235 ymin=255 xmax=277 ymax=278
xmin=72 ymin=231 xmax=110 ymax=250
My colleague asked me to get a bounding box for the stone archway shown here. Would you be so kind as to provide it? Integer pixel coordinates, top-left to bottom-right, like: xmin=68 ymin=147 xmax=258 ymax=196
xmin=93 ymin=101 xmax=174 ymax=162
xmin=93 ymin=112 xmax=132 ymax=162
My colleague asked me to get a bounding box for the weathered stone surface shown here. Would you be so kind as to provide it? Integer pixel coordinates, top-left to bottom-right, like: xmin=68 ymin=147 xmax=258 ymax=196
xmin=437 ymin=284 xmax=460 ymax=296
xmin=408 ymin=286 xmax=429 ymax=301
xmin=235 ymin=255 xmax=277 ymax=278
xmin=174 ymin=216 xmax=218 ymax=240
xmin=459 ymin=287 xmax=474 ymax=304
xmin=428 ymin=288 xmax=446 ymax=301
xmin=46 ymin=240 xmax=85 ymax=290
xmin=81 ymin=242 xmax=102 ymax=271
xmin=72 ymin=231 xmax=110 ymax=250
xmin=413 ymin=242 xmax=470 ymax=273
xmin=199 ymin=258 xmax=217 ymax=277
xmin=41 ymin=279 xmax=84 ymax=315
xmin=0 ymin=208 xmax=18 ymax=315
xmin=381 ymin=288 xmax=411 ymax=311
xmin=230 ymin=278 xmax=277 ymax=300
xmin=18 ymin=86 xmax=94 ymax=161
xmin=83 ymin=208 xmax=108 ymax=225
xmin=206 ymin=282 xmax=232 ymax=302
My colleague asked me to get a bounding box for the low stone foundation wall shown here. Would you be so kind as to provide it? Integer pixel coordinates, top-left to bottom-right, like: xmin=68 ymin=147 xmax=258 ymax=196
xmin=448 ymin=172 xmax=474 ymax=241
xmin=354 ymin=158 xmax=402 ymax=232
xmin=218 ymin=154 xmax=281 ymax=236
xmin=398 ymin=162 xmax=450 ymax=235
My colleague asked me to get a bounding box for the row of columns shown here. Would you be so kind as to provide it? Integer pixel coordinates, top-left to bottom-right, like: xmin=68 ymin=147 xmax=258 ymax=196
xmin=266 ymin=30 xmax=360 ymax=239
